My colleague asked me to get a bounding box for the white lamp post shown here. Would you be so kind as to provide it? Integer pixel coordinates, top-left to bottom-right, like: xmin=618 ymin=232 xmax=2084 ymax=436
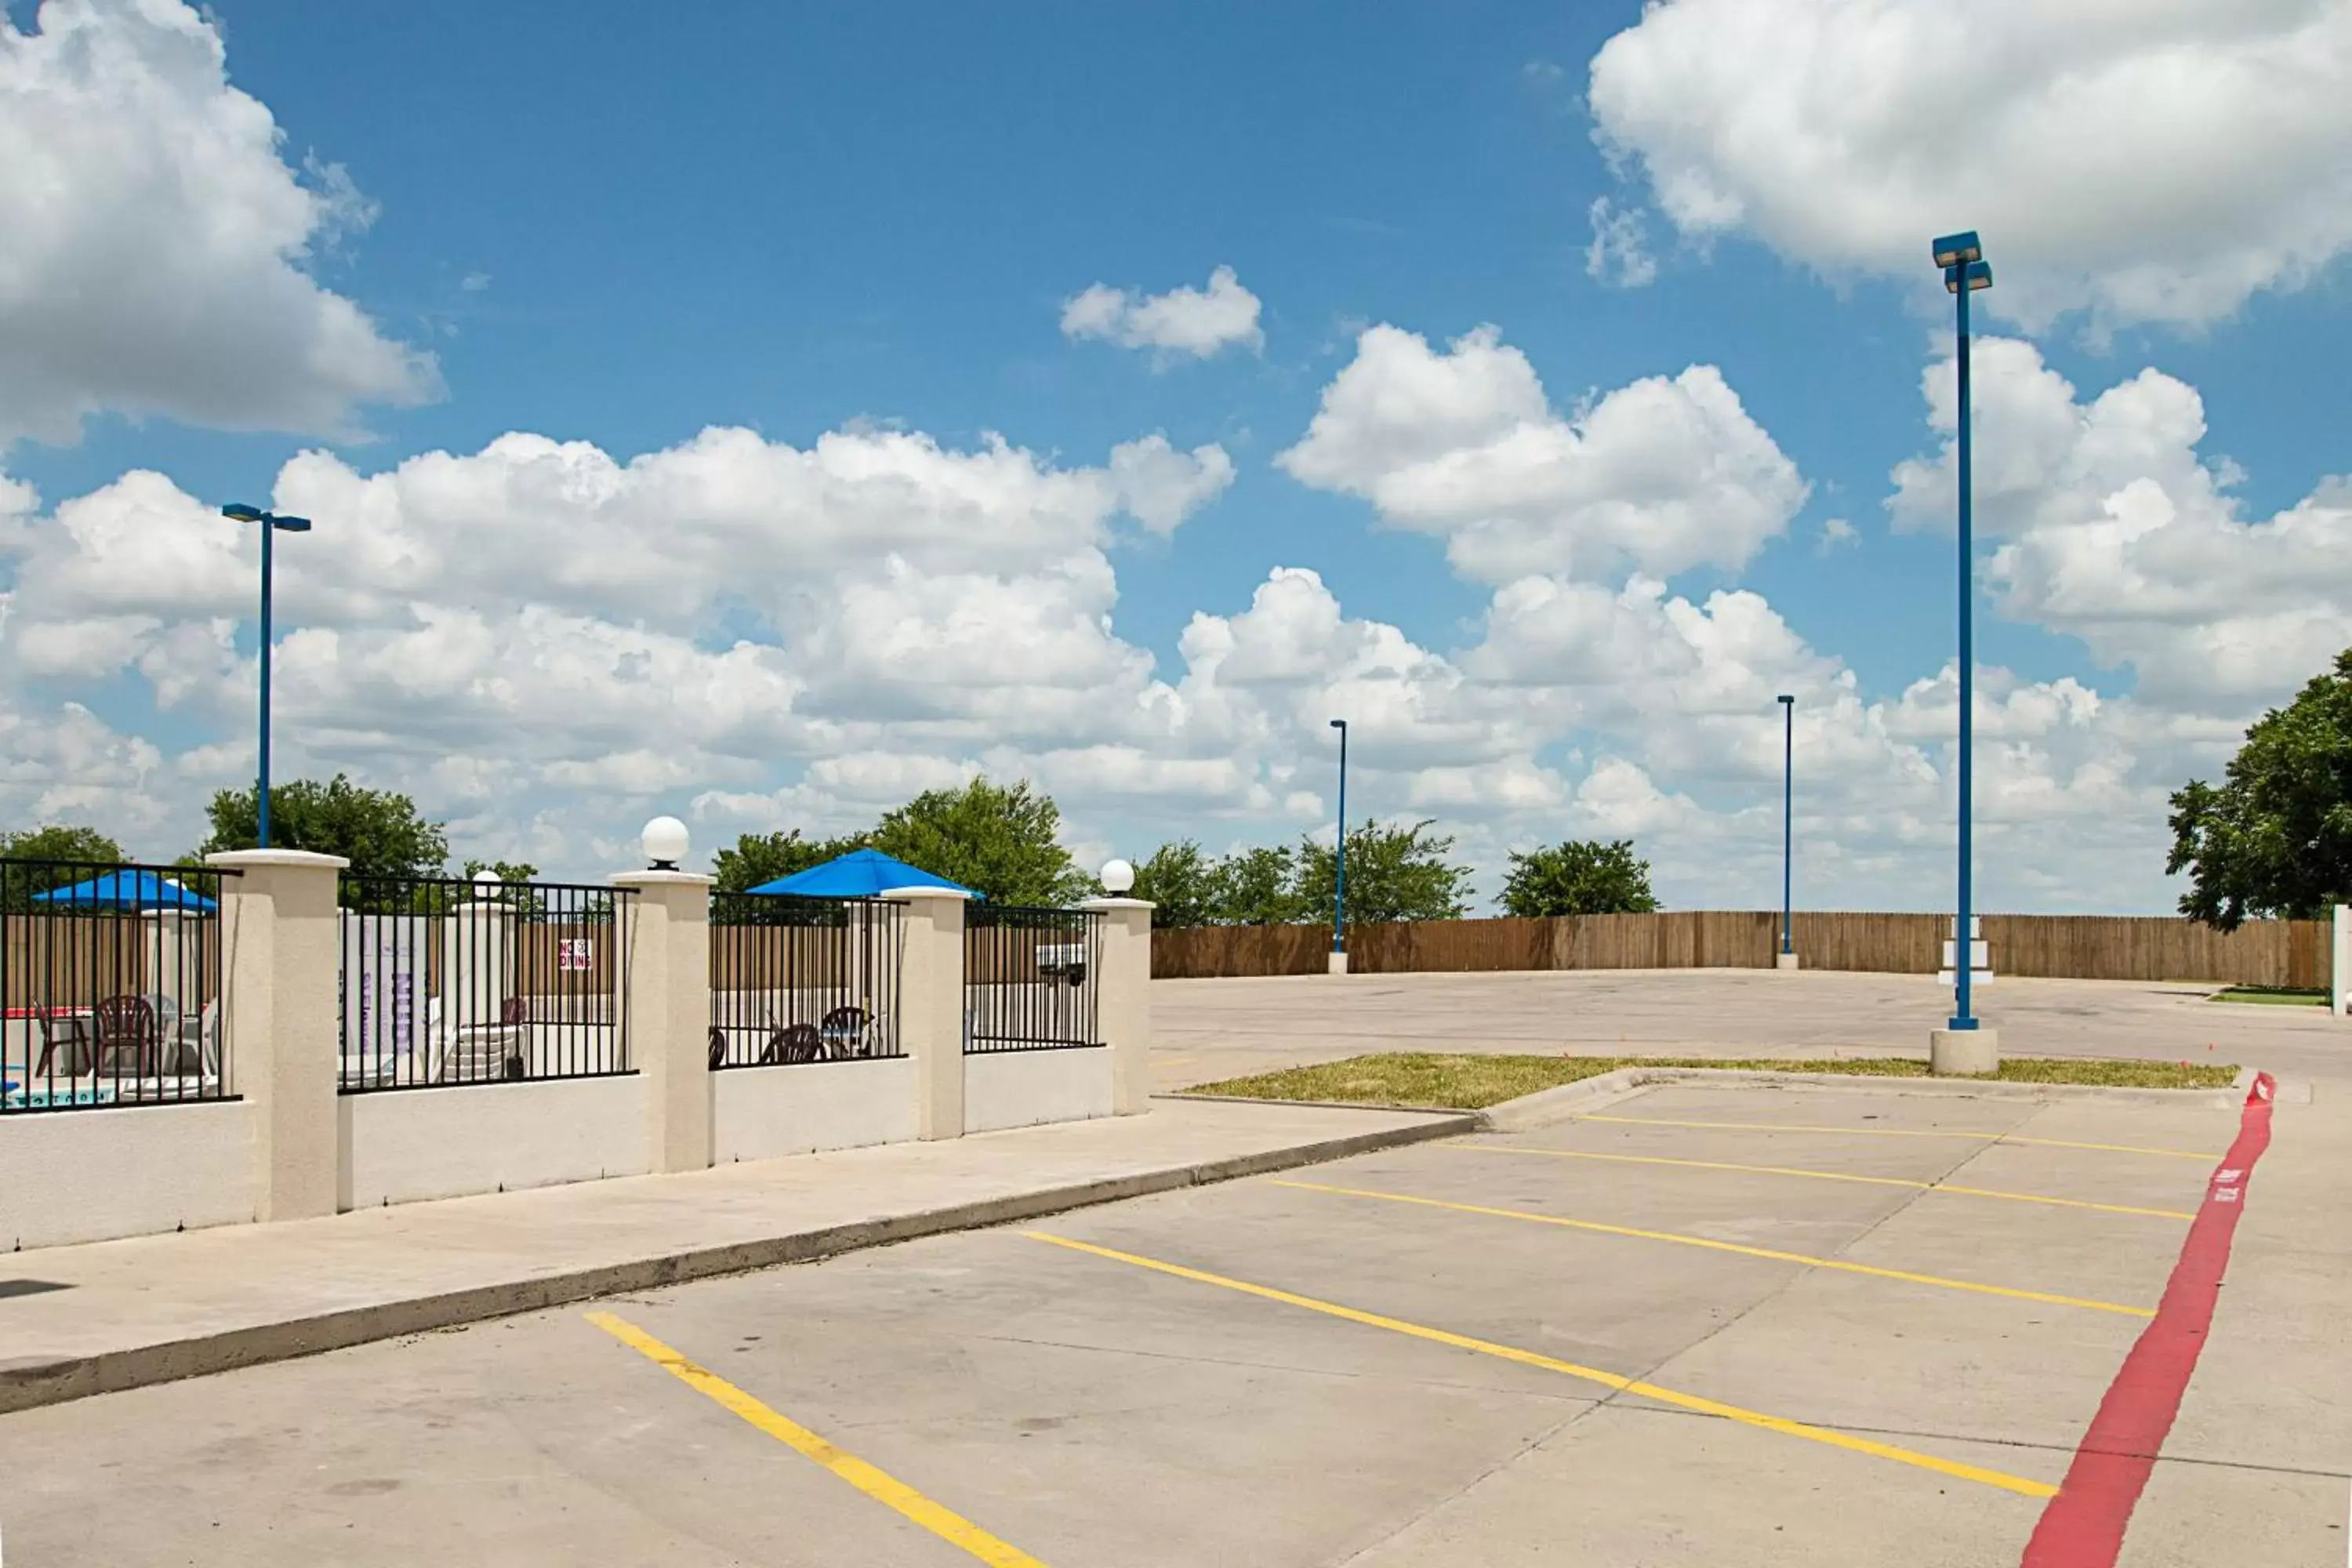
xmin=641 ymin=816 xmax=690 ymax=871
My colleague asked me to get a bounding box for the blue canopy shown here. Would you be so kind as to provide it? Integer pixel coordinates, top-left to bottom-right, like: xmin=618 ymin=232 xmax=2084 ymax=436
xmin=750 ymin=848 xmax=975 ymax=899
xmin=31 ymin=869 xmax=218 ymax=913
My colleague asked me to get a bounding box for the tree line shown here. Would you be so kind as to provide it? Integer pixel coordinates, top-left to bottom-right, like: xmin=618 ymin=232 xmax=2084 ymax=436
xmin=0 ymin=775 xmax=1098 ymax=907
xmin=2 ymin=771 xmax=1660 ymax=923
xmin=1128 ymin=825 xmax=1660 ymax=928
xmin=2 ymin=778 xmax=532 ymax=888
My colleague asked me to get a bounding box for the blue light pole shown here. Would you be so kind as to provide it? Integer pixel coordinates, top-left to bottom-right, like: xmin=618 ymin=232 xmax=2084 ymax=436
xmin=222 ymin=504 xmax=314 ymax=849
xmin=1777 ymin=694 xmax=1795 ymax=960
xmin=1329 ymin=718 xmax=1348 ymax=965
xmin=1930 ymin=232 xmax=1992 ymax=1033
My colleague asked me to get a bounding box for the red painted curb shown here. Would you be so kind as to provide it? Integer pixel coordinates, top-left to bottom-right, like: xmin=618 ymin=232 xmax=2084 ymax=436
xmin=2018 ymin=1072 xmax=2277 ymax=1567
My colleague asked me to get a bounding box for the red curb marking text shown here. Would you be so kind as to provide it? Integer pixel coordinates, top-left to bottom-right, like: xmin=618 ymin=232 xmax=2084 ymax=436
xmin=2018 ymin=1072 xmax=2276 ymax=1567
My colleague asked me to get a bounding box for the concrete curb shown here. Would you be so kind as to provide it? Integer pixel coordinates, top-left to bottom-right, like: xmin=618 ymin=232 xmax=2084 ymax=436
xmin=0 ymin=1112 xmax=1476 ymax=1417
xmin=1479 ymin=1066 xmax=2246 ymax=1132
xmin=1156 ymin=1091 xmax=1472 ymax=1117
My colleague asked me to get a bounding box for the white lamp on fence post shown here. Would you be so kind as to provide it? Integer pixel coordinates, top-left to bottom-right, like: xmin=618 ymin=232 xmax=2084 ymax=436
xmin=614 ymin=814 xmax=714 ymax=1174
xmin=642 ymin=816 xmax=690 ymax=870
xmin=1082 ymin=855 xmax=1155 ymax=1116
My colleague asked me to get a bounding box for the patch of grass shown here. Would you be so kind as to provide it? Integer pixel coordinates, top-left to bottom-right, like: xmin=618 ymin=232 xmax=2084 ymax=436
xmin=2209 ymin=985 xmax=2328 ymax=1007
xmin=1185 ymin=1051 xmax=2242 ymax=1109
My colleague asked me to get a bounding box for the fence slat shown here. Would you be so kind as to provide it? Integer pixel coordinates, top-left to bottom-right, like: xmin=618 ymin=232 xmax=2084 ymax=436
xmin=3 ymin=858 xmax=233 ymax=1113
xmin=964 ymin=906 xmax=1104 ymax=1048
xmin=708 ymin=893 xmax=905 ymax=1067
xmin=1151 ymin=911 xmax=2334 ymax=987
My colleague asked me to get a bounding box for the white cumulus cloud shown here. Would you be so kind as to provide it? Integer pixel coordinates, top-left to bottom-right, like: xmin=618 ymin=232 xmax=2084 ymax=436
xmin=1108 ymin=435 xmax=1236 ymax=535
xmin=1886 ymin=337 xmax=2352 ymax=713
xmin=0 ymin=0 xmax=437 ymax=445
xmin=1587 ymin=0 xmax=2352 ymax=330
xmin=1059 ymin=264 xmax=1265 ymax=363
xmin=1277 ymin=324 xmax=1808 ymax=583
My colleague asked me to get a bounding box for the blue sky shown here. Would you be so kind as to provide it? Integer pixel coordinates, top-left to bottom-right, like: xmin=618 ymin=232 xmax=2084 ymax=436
xmin=4 ymin=0 xmax=2350 ymax=913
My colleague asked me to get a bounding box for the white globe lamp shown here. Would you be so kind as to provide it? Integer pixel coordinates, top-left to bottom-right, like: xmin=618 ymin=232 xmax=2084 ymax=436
xmin=641 ymin=815 xmax=691 ymax=871
xmin=1099 ymin=858 xmax=1135 ymax=895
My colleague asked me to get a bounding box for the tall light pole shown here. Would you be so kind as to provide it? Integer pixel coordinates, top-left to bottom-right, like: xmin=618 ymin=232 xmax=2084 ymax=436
xmin=1329 ymin=718 xmax=1348 ymax=975
xmin=1777 ymin=694 xmax=1795 ymax=967
xmin=222 ymin=504 xmax=314 ymax=850
xmin=1929 ymin=231 xmax=1994 ymax=1068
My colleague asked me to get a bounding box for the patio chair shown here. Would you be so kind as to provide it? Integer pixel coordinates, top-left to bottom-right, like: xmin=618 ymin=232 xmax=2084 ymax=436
xmin=166 ymin=999 xmax=221 ymax=1077
xmin=757 ymin=1022 xmax=825 ymax=1065
xmin=92 ymin=995 xmax=161 ymax=1076
xmin=143 ymin=993 xmax=181 ymax=1039
xmin=819 ymin=1005 xmax=877 ymax=1059
xmin=34 ymin=1011 xmax=93 ymax=1078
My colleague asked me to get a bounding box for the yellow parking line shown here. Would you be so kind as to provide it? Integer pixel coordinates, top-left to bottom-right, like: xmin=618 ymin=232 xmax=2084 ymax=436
xmin=1268 ymin=1178 xmax=2153 ymax=1318
xmin=1575 ymin=1112 xmax=2220 ymax=1162
xmin=1022 ymin=1231 xmax=2055 ymax=1499
xmin=1447 ymin=1145 xmax=2197 ymax=1221
xmin=586 ymin=1312 xmax=1049 ymax=1567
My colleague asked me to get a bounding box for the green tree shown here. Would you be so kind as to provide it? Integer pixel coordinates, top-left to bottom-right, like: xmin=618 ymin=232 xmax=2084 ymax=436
xmin=1131 ymin=839 xmax=1219 ymax=927
xmin=869 ymin=776 xmax=1087 ymax=906
xmin=1209 ymin=844 xmax=1308 ymax=925
xmin=1500 ymin=839 xmax=1661 ymax=917
xmin=198 ymin=775 xmax=448 ymax=882
xmin=711 ymin=829 xmax=869 ymax=894
xmin=1 ymin=824 xmax=129 ymax=909
xmin=1294 ymin=818 xmax=1473 ymax=925
xmin=2168 ymin=648 xmax=2352 ymax=930
xmin=2 ymin=823 xmax=126 ymax=866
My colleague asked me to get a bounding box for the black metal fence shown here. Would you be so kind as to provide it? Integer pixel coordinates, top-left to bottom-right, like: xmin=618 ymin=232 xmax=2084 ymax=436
xmin=708 ymin=893 xmax=905 ymax=1067
xmin=337 ymin=875 xmax=635 ymax=1091
xmin=1 ymin=858 xmax=236 ymax=1112
xmin=964 ymin=905 xmax=1102 ymax=1051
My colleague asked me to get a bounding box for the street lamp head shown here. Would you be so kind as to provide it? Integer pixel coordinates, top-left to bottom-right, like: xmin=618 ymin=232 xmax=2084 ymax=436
xmin=221 ymin=503 xmax=263 ymax=522
xmin=1945 ymin=260 xmax=1993 ymax=294
xmin=1777 ymin=694 xmax=1795 ymax=706
xmin=1329 ymin=718 xmax=1346 ymax=731
xmin=270 ymin=514 xmax=313 ymax=532
xmin=1929 ymin=230 xmax=1983 ymax=269
xmin=640 ymin=815 xmax=690 ymax=871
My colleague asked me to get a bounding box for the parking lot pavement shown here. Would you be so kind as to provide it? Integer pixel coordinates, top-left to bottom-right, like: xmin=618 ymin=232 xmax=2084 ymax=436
xmin=1 ymin=1081 xmax=2341 ymax=1566
xmin=1150 ymin=967 xmax=2350 ymax=1091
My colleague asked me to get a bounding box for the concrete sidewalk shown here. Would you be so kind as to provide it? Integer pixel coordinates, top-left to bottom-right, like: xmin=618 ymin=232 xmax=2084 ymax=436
xmin=0 ymin=1098 xmax=1468 ymax=1414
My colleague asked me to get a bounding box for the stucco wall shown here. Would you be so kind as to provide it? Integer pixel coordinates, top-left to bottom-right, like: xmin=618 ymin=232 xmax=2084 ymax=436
xmin=964 ymin=1046 xmax=1114 ymax=1134
xmin=0 ymin=1100 xmax=256 ymax=1250
xmin=712 ymin=1058 xmax=919 ymax=1163
xmin=339 ymin=1075 xmax=647 ymax=1210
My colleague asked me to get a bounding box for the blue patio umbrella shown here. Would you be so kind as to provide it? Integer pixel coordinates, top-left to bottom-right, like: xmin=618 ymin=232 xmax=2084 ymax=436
xmin=750 ymin=848 xmax=975 ymax=899
xmin=31 ymin=869 xmax=219 ymax=913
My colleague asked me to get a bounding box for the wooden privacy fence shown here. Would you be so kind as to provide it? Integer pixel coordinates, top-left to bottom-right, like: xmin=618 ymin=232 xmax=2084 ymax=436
xmin=335 ymin=920 xmax=629 ymax=999
xmin=2 ymin=914 xmax=224 ymax=1011
xmin=1153 ymin=910 xmax=2332 ymax=989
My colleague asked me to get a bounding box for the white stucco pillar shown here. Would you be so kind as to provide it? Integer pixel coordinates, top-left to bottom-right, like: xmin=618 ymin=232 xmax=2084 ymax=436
xmin=440 ymin=898 xmax=514 ymax=1029
xmin=887 ymin=887 xmax=969 ymax=1140
xmin=143 ymin=908 xmax=187 ymax=1012
xmin=208 ymin=849 xmax=348 ymax=1221
xmin=613 ymin=869 xmax=713 ymax=1174
xmin=1081 ymin=896 xmax=1155 ymax=1115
